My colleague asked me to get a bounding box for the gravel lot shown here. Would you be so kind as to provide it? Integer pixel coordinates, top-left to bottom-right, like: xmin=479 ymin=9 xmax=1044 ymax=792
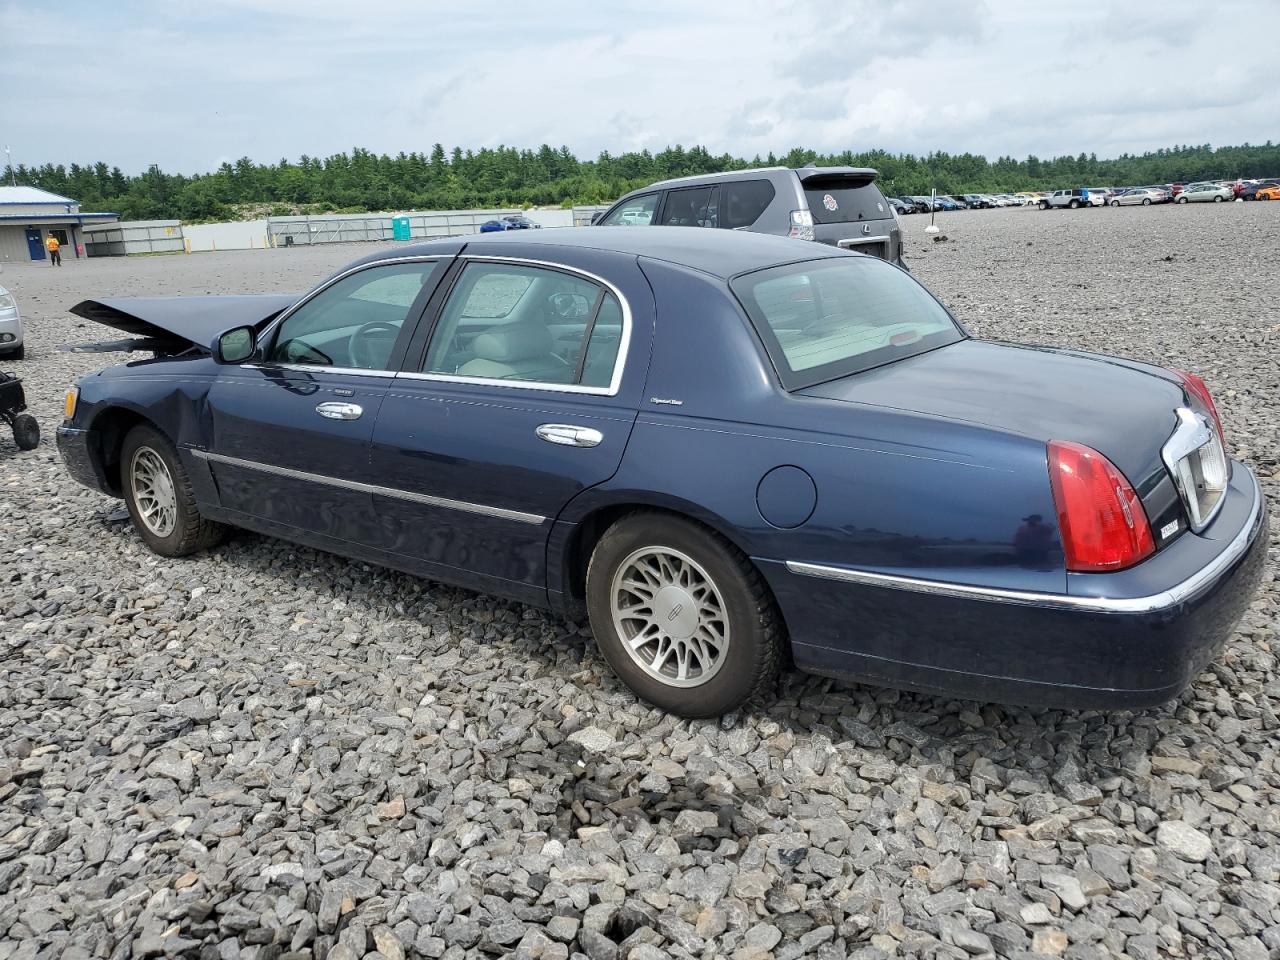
xmin=1 ymin=204 xmax=1277 ymax=960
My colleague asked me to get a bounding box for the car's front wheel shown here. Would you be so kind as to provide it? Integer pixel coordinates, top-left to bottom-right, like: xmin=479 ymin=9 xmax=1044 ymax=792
xmin=1143 ymin=198 xmax=1152 ymax=205
xmin=1213 ymin=195 xmax=1224 ymax=202
xmin=121 ymin=424 xmax=225 ymax=556
xmin=1110 ymin=200 xmax=1119 ymax=207
xmin=586 ymin=512 xmax=782 ymax=717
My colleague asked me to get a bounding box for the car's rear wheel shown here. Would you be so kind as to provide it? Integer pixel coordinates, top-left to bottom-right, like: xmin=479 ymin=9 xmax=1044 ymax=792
xmin=1069 ymin=199 xmax=1079 ymax=208
xmin=585 ymin=512 xmax=782 ymax=717
xmin=122 ymin=424 xmax=225 ymax=557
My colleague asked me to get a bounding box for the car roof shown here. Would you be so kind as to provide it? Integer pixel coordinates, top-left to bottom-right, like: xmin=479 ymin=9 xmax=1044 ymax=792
xmin=363 ymin=226 xmax=849 ymax=280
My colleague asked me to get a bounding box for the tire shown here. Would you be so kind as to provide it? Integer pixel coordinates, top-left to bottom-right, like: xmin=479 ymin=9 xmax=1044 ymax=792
xmin=2 ymin=344 xmax=23 ymax=360
xmin=585 ymin=511 xmax=782 ymax=717
xmin=12 ymin=413 xmax=39 ymax=450
xmin=1213 ymin=195 xmax=1223 ymax=202
xmin=121 ymin=423 xmax=225 ymax=557
xmin=1039 ymin=201 xmax=1048 ymax=210
xmin=1143 ymin=198 xmax=1152 ymax=205
xmin=1069 ymin=199 xmax=1079 ymax=209
xmin=1110 ymin=200 xmax=1119 ymax=207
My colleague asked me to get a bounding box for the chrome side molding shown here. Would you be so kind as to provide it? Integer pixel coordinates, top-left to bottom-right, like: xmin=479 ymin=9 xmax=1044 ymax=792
xmin=191 ymin=450 xmax=546 ymax=525
xmin=786 ymin=467 xmax=1262 ymax=616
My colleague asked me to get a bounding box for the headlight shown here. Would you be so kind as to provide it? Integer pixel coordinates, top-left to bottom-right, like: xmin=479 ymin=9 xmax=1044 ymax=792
xmin=65 ymin=386 xmax=79 ymax=419
xmin=0 ymin=292 xmax=16 ymax=313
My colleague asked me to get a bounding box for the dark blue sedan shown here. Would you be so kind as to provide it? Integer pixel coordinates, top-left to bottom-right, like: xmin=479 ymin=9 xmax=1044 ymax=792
xmin=57 ymin=228 xmax=1266 ymax=717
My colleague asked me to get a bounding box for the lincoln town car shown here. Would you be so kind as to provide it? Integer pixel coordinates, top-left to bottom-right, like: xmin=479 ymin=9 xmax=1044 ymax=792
xmin=57 ymin=228 xmax=1267 ymax=717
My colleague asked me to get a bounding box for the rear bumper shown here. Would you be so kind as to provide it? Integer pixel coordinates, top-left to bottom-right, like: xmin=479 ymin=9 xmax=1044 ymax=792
xmin=763 ymin=464 xmax=1268 ymax=709
xmin=56 ymin=424 xmax=114 ymax=495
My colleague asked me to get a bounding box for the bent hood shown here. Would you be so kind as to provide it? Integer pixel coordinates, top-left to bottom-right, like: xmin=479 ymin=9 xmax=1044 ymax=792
xmin=68 ymin=295 xmax=296 ymax=353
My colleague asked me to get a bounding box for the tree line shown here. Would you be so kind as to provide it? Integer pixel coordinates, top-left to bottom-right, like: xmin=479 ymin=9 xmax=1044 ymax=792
xmin=5 ymin=141 xmax=1277 ymax=223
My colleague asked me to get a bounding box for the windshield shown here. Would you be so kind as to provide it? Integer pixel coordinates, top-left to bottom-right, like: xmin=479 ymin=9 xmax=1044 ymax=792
xmin=731 ymin=256 xmax=964 ymax=390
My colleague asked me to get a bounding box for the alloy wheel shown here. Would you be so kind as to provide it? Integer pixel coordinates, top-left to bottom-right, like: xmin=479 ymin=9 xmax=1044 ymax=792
xmin=610 ymin=546 xmax=730 ymax=688
xmin=130 ymin=446 xmax=178 ymax=537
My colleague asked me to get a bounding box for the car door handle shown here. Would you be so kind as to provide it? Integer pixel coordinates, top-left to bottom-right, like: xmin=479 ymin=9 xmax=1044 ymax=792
xmin=536 ymin=424 xmax=603 ymax=448
xmin=315 ymin=401 xmax=363 ymax=421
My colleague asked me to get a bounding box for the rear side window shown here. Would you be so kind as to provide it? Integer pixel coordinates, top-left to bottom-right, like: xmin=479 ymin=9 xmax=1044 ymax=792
xmin=732 ymin=257 xmax=963 ymax=390
xmin=723 ymin=179 xmax=775 ymax=229
xmin=803 ymin=178 xmax=888 ymax=223
xmin=659 ymin=186 xmax=718 ymax=227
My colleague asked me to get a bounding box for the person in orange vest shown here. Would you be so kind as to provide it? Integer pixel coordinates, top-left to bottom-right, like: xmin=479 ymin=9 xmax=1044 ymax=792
xmin=45 ymin=233 xmax=62 ymax=266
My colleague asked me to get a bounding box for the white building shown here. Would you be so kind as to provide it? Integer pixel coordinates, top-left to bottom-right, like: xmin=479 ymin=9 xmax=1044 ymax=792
xmin=0 ymin=186 xmax=118 ymax=262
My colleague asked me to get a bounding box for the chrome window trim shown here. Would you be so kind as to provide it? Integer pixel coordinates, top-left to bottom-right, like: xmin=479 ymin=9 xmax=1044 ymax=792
xmin=245 ymin=255 xmax=445 ymax=376
xmin=192 ymin=449 xmax=545 ymax=525
xmin=785 ymin=467 xmax=1262 ymax=616
xmin=406 ymin=254 xmax=633 ymax=398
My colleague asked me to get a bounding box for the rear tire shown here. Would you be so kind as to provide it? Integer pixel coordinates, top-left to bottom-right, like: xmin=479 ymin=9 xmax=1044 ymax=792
xmin=1069 ymin=199 xmax=1079 ymax=209
xmin=12 ymin=413 xmax=39 ymax=450
xmin=585 ymin=512 xmax=782 ymax=717
xmin=121 ymin=424 xmax=225 ymax=557
xmin=4 ymin=344 xmax=23 ymax=361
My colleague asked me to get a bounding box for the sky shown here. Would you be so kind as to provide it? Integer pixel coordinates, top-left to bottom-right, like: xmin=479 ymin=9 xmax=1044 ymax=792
xmin=0 ymin=0 xmax=1270 ymax=175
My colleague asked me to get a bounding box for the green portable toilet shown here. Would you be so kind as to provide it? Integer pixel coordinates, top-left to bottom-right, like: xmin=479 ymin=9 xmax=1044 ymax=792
xmin=392 ymin=215 xmax=411 ymax=241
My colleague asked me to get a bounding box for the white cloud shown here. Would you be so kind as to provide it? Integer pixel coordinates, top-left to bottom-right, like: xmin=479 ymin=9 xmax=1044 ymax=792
xmin=0 ymin=0 xmax=1270 ymax=173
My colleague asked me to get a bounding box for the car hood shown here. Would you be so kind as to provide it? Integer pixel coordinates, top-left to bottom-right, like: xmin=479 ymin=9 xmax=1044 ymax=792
xmin=797 ymin=338 xmax=1186 ymax=488
xmin=69 ymin=295 xmax=297 ymax=353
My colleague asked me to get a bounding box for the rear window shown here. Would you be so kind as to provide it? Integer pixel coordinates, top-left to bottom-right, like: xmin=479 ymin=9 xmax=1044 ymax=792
xmin=803 ymin=177 xmax=889 ymax=223
xmin=731 ymin=257 xmax=963 ymax=390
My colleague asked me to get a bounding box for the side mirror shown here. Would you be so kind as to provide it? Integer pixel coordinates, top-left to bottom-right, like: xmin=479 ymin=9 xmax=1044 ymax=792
xmin=213 ymin=325 xmax=257 ymax=364
xmin=590 ymin=212 xmax=604 ymax=225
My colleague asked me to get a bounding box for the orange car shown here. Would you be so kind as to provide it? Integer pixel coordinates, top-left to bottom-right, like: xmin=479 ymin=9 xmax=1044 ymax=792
xmin=1257 ymin=184 xmax=1280 ymax=201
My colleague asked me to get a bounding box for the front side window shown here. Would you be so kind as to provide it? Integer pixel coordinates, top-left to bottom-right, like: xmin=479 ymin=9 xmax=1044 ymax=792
xmin=731 ymin=257 xmax=964 ymax=390
xmin=268 ymin=261 xmax=438 ymax=369
xmin=658 ymin=186 xmax=718 ymax=227
xmin=422 ymin=261 xmax=624 ymax=389
xmin=600 ymin=194 xmax=658 ymax=226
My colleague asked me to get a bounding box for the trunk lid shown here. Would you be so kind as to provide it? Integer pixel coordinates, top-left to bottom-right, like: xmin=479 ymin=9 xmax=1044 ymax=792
xmin=797 ymin=339 xmax=1187 ymax=536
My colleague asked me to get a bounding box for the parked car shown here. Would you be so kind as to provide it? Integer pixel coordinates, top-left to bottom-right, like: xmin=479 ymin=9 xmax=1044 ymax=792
xmin=1039 ymin=189 xmax=1095 ymax=209
xmin=887 ymin=197 xmax=911 ymax=215
xmin=1110 ymin=187 xmax=1167 ymax=206
xmin=895 ymin=197 xmax=928 ymax=214
xmin=959 ymin=194 xmax=992 ymax=208
xmin=1169 ymin=183 xmax=1185 ymax=199
xmin=0 ymin=283 xmax=23 ymax=360
xmin=57 ymin=228 xmax=1266 ymax=716
xmin=479 ymin=215 xmax=542 ymax=233
xmin=1083 ymin=188 xmax=1111 ymax=206
xmin=1177 ymin=183 xmax=1233 ymax=203
xmin=1239 ymin=180 xmax=1278 ymax=200
xmin=596 ymin=166 xmax=904 ymax=265
xmin=1255 ymin=184 xmax=1280 ymax=201
xmin=909 ymin=195 xmax=938 ymax=212
xmin=932 ymin=196 xmax=965 ymax=211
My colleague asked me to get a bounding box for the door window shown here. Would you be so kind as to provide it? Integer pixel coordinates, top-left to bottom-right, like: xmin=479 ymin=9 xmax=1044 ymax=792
xmin=600 ymin=194 xmax=658 ymax=226
xmin=722 ymin=179 xmax=776 ymax=229
xmin=658 ymin=186 xmax=719 ymax=227
xmin=268 ymin=261 xmax=438 ymax=369
xmin=422 ymin=261 xmax=625 ymax=390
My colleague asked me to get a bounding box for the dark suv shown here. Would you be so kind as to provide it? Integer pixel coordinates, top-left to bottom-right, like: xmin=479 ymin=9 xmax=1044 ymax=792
xmin=594 ymin=166 xmax=904 ymax=266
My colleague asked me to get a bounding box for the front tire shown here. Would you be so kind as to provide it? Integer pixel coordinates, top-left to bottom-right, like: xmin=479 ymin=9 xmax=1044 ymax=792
xmin=1143 ymin=198 xmax=1152 ymax=205
xmin=121 ymin=424 xmax=225 ymax=557
xmin=1213 ymin=195 xmax=1223 ymax=202
xmin=12 ymin=413 xmax=39 ymax=450
xmin=585 ymin=512 xmax=782 ymax=717
xmin=3 ymin=344 xmax=23 ymax=360
xmin=1178 ymin=196 xmax=1188 ymax=203
xmin=1110 ymin=200 xmax=1119 ymax=207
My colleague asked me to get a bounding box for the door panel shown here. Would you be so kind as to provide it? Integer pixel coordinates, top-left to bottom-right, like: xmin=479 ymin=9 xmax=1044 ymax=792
xmin=204 ymin=367 xmax=393 ymax=542
xmin=368 ymin=383 xmax=636 ymax=601
xmin=367 ymin=249 xmax=653 ymax=603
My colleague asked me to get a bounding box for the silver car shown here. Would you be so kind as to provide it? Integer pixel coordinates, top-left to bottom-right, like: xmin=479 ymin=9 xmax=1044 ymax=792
xmin=596 ymin=166 xmax=905 ymax=266
xmin=0 ymin=284 xmax=22 ymax=360
xmin=1177 ymin=183 xmax=1233 ymax=203
xmin=1109 ymin=188 xmax=1167 ymax=206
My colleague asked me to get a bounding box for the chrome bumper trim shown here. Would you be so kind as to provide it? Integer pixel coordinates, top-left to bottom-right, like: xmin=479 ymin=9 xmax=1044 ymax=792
xmin=786 ymin=468 xmax=1262 ymax=615
xmin=191 ymin=449 xmax=546 ymax=525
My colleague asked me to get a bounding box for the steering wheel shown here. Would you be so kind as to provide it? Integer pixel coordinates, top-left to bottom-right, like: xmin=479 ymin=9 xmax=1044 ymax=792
xmin=348 ymin=321 xmax=401 ymax=370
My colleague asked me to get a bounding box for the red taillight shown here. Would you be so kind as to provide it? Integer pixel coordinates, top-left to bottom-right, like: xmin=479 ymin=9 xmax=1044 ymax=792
xmin=1170 ymin=368 xmax=1224 ymax=442
xmin=1048 ymin=441 xmax=1155 ymax=572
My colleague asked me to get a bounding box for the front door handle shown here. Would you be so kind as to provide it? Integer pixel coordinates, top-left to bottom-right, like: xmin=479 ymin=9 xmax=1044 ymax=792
xmin=536 ymin=424 xmax=603 ymax=448
xmin=316 ymin=401 xmax=363 ymax=421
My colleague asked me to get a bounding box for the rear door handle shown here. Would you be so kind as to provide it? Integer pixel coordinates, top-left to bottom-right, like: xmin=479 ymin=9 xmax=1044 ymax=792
xmin=316 ymin=401 xmax=363 ymax=421
xmin=536 ymin=424 xmax=603 ymax=447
